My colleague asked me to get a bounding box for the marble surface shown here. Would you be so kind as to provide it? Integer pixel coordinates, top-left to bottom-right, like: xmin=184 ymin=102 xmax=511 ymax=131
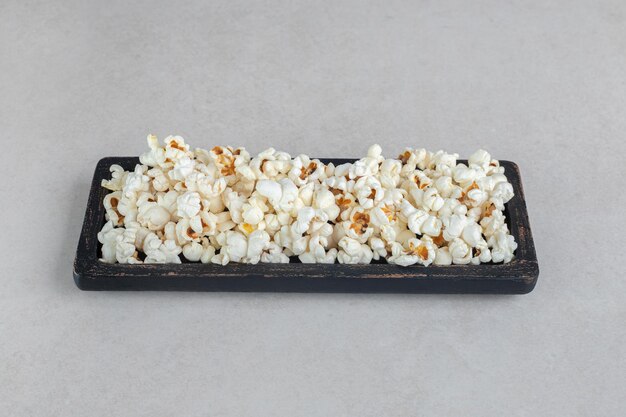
xmin=1 ymin=0 xmax=625 ymax=415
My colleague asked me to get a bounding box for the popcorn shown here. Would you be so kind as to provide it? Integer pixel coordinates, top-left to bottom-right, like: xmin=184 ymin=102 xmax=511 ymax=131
xmin=431 ymin=150 xmax=459 ymax=175
xmin=261 ymin=242 xmax=290 ymax=263
xmin=343 ymin=207 xmax=374 ymax=242
xmin=199 ymin=238 xmax=217 ymax=263
xmin=165 ymin=136 xmax=191 ymax=161
xmin=299 ymin=246 xmax=338 ymax=264
xmin=101 ymin=165 xmax=127 ymax=191
xmin=434 ymin=247 xmax=453 ymax=266
xmin=245 ymin=230 xmax=271 ymax=263
xmin=379 ymin=158 xmax=402 ymax=189
xmin=337 ymin=237 xmax=373 ymax=264
xmin=211 ymin=231 xmax=244 ymax=264
xmin=367 ymin=237 xmax=386 ymax=260
xmin=212 ymin=230 xmax=267 ymax=264
xmin=388 ymin=236 xmax=436 ymax=266
xmin=313 ymin=187 xmax=340 ymax=220
xmin=354 ymin=176 xmax=383 ymax=209
xmin=491 ymin=181 xmax=515 ymax=206
xmin=461 ymin=222 xmax=483 ymax=248
xmin=139 ymin=134 xmax=167 ymax=167
xmin=421 ymin=215 xmax=443 ymax=237
xmin=99 ymin=135 xmax=517 ymax=267
xmin=489 ymin=230 xmax=518 ymax=263
xmin=146 ymin=167 xmax=170 ymax=192
xmin=181 ymin=242 xmax=201 ymax=261
xmin=453 ymin=164 xmax=478 ymax=186
xmin=471 ymin=240 xmax=492 ymax=265
xmin=176 ymin=191 xmax=201 ymax=218
xmin=442 ymin=213 xmax=467 ymax=241
xmin=97 ymin=221 xmax=125 ymax=263
xmin=123 ymin=165 xmax=150 ymax=196
xmin=407 ymin=209 xmax=429 ymax=235
xmin=175 ymin=217 xmax=202 ymax=243
xmin=448 ymin=238 xmax=472 ymax=265
xmin=290 ymin=155 xmax=324 ymax=186
xmin=137 ymin=201 xmax=171 ymax=231
xmin=242 ymin=203 xmax=264 ymax=225
xmin=142 ymin=232 xmax=182 ymax=263
xmin=480 ymin=209 xmax=507 ymax=238
xmin=169 ymin=157 xmax=196 ymax=182
xmin=103 ymin=191 xmax=124 ymax=226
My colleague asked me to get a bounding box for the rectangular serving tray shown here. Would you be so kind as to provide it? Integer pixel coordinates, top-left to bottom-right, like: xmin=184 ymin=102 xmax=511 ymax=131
xmin=74 ymin=157 xmax=538 ymax=294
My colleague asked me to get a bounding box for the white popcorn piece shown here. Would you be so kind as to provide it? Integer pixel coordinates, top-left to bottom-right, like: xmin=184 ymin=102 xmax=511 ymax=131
xmin=407 ymin=209 xmax=429 ymax=235
xmin=261 ymin=242 xmax=290 ymax=263
xmin=155 ymin=190 xmax=178 ymax=215
xmin=137 ymin=202 xmax=171 ymax=231
xmin=354 ymin=176 xmax=383 ymax=209
xmin=164 ymin=136 xmax=190 ymax=161
xmin=147 ymin=167 xmax=170 ymax=192
xmin=431 ymin=150 xmax=459 ymax=175
xmin=379 ymin=159 xmax=402 ymax=189
xmin=175 ymin=217 xmax=202 ymax=243
xmin=489 ymin=230 xmax=517 ymax=263
xmin=442 ymin=213 xmax=467 ymax=242
xmin=313 ymin=187 xmax=340 ymax=221
xmin=139 ymin=134 xmax=167 ymax=167
xmin=256 ymin=179 xmax=282 ymax=206
xmin=297 ymin=182 xmax=315 ymax=207
xmin=471 ymin=240 xmax=492 ymax=265
xmin=200 ymin=238 xmax=217 ymax=263
xmin=103 ymin=191 xmax=124 ymax=226
xmin=197 ymin=176 xmax=227 ymax=200
xmin=245 ymin=230 xmax=271 ymax=264
xmin=143 ymin=232 xmax=182 ymax=263
xmin=182 ymin=241 xmax=203 ymax=262
xmin=176 ymin=191 xmax=201 ymax=218
xmin=466 ymin=207 xmax=483 ymax=223
xmin=215 ymin=211 xmax=236 ymax=233
xmin=337 ymin=237 xmax=373 ymax=264
xmin=461 ymin=222 xmax=483 ymax=248
xmin=343 ymin=207 xmax=373 ymax=243
xmin=453 ymin=164 xmax=478 ymax=186
xmin=168 ymin=157 xmax=195 ymax=182
xmin=369 ymin=237 xmax=387 ymax=260
xmin=448 ymin=238 xmax=472 ymax=265
xmin=421 ymin=215 xmax=443 ymax=237
xmin=124 ymin=221 xmax=150 ymax=250
xmin=422 ymin=188 xmax=445 ymax=212
xmin=468 ymin=149 xmax=491 ymax=171
xmin=387 ymin=237 xmax=435 ymax=267
xmin=242 ymin=203 xmax=264 ymax=225
xmin=299 ymin=248 xmax=336 ymax=264
xmin=434 ymin=176 xmax=455 ymax=198
xmin=116 ymin=228 xmax=141 ymax=264
xmin=278 ymin=178 xmax=299 ymax=212
xmin=215 ymin=231 xmax=249 ymax=263
xmin=434 ymin=247 xmax=453 ymax=266
xmin=480 ymin=208 xmax=507 ymax=238
xmin=380 ymin=224 xmax=397 ymax=244
xmin=289 ymin=155 xmax=323 ymax=186
xmin=491 ymin=181 xmax=515 ymax=206
xmin=124 ymin=164 xmax=150 ymax=196
xmin=98 ymin=221 xmax=125 ymax=263
xmin=101 ymin=165 xmax=128 ymax=191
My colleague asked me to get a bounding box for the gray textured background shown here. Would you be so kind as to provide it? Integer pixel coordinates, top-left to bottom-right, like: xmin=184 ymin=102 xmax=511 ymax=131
xmin=1 ymin=0 xmax=625 ymax=416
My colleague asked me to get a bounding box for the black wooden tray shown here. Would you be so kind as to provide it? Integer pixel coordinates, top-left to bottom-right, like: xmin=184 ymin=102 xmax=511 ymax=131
xmin=74 ymin=157 xmax=538 ymax=294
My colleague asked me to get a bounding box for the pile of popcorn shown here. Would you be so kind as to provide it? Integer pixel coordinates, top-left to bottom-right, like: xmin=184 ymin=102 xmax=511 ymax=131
xmin=98 ymin=135 xmax=517 ymax=266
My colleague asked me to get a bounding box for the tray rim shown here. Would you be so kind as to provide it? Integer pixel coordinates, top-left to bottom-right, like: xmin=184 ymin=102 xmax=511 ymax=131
xmin=73 ymin=157 xmax=539 ymax=294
